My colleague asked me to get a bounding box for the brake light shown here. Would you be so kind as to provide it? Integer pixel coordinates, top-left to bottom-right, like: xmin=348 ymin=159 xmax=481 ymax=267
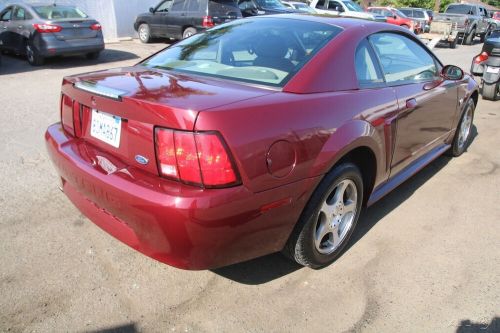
xmin=474 ymin=51 xmax=489 ymax=64
xmin=61 ymin=94 xmax=75 ymax=136
xmin=155 ymin=128 xmax=239 ymax=188
xmin=33 ymin=23 xmax=62 ymax=33
xmin=202 ymin=16 xmax=214 ymax=28
xmin=90 ymin=23 xmax=102 ymax=31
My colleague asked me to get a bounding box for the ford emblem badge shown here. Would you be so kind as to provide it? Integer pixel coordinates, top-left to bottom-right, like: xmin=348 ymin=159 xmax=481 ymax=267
xmin=135 ymin=155 xmax=149 ymax=165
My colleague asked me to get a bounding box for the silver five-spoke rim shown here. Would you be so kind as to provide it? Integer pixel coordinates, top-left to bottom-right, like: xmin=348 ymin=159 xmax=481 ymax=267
xmin=139 ymin=25 xmax=148 ymax=41
xmin=314 ymin=179 xmax=358 ymax=255
xmin=458 ymin=104 xmax=473 ymax=150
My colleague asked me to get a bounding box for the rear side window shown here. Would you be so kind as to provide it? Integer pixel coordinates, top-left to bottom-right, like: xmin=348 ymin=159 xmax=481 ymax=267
xmin=413 ymin=10 xmax=425 ymax=18
xmin=171 ymin=0 xmax=187 ymax=11
xmin=369 ymin=33 xmax=439 ymax=85
xmin=156 ymin=0 xmax=173 ymax=12
xmin=33 ymin=6 xmax=88 ymax=19
xmin=186 ymin=0 xmax=204 ymax=11
xmin=355 ymin=40 xmax=384 ymax=88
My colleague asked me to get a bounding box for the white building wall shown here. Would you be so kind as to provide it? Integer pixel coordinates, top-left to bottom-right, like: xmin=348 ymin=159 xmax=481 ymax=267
xmin=0 ymin=0 xmax=159 ymax=41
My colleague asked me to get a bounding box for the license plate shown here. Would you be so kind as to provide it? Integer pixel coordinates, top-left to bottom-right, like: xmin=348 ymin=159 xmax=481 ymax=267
xmin=90 ymin=110 xmax=121 ymax=148
xmin=486 ymin=66 xmax=500 ymax=74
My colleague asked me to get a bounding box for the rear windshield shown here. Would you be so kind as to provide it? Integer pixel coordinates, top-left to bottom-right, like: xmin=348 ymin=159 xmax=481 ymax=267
xmin=33 ymin=5 xmax=88 ymax=19
xmin=446 ymin=4 xmax=474 ymax=15
xmin=142 ymin=18 xmax=342 ymax=87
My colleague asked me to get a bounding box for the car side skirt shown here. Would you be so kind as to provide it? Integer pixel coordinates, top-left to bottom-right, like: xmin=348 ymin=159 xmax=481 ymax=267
xmin=367 ymin=143 xmax=451 ymax=206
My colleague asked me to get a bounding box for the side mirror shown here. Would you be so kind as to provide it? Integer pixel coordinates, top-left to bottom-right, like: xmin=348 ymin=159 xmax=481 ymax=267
xmin=442 ymin=65 xmax=464 ymax=80
xmin=393 ymin=15 xmax=397 ymax=19
xmin=149 ymin=7 xmax=155 ymax=13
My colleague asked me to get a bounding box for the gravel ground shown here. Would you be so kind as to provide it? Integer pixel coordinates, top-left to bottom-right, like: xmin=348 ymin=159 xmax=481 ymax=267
xmin=0 ymin=39 xmax=498 ymax=333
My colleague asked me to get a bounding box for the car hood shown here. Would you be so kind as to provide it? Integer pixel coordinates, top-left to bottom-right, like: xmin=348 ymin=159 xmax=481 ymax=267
xmin=67 ymin=66 xmax=276 ymax=112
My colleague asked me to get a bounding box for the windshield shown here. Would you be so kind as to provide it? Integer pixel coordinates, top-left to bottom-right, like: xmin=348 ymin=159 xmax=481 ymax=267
xmin=255 ymin=0 xmax=286 ymax=9
xmin=142 ymin=18 xmax=342 ymax=87
xmin=343 ymin=1 xmax=363 ymax=12
xmin=446 ymin=4 xmax=474 ymax=15
xmin=33 ymin=5 xmax=88 ymax=19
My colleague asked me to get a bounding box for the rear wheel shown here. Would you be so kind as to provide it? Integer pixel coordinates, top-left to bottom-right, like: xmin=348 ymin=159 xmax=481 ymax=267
xmin=138 ymin=23 xmax=151 ymax=43
xmin=465 ymin=28 xmax=476 ymax=45
xmin=449 ymin=38 xmax=457 ymax=49
xmin=182 ymin=27 xmax=197 ymax=39
xmin=284 ymin=163 xmax=363 ymax=268
xmin=448 ymin=98 xmax=475 ymax=157
xmin=482 ymin=82 xmax=499 ymax=101
xmin=86 ymin=51 xmax=100 ymax=60
xmin=26 ymin=42 xmax=44 ymax=66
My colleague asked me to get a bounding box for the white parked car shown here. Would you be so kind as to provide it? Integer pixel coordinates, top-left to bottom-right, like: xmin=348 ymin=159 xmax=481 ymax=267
xmin=310 ymin=0 xmax=384 ymax=21
xmin=282 ymin=1 xmax=317 ymax=13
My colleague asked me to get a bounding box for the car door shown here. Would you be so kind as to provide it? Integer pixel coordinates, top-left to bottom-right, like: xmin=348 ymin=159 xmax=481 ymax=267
xmin=150 ymin=0 xmax=172 ymax=37
xmin=369 ymin=32 xmax=459 ymax=176
xmin=0 ymin=6 xmax=14 ymax=50
xmin=164 ymin=0 xmax=187 ymax=38
xmin=11 ymin=5 xmax=31 ymax=53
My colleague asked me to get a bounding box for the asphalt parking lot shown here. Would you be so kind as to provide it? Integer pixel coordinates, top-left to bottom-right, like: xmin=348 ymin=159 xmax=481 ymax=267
xmin=0 ymin=40 xmax=499 ymax=333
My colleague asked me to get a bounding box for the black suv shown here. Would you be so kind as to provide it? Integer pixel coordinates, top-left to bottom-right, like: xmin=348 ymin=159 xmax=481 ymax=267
xmin=134 ymin=0 xmax=242 ymax=42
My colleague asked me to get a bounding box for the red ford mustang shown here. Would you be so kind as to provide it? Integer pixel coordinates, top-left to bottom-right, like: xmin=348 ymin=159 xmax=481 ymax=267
xmin=46 ymin=15 xmax=479 ymax=270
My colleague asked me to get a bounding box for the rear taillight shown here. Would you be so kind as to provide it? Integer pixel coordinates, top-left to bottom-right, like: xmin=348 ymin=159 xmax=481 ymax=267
xmin=202 ymin=16 xmax=214 ymax=28
xmin=33 ymin=23 xmax=62 ymax=33
xmin=155 ymin=128 xmax=239 ymax=188
xmin=474 ymin=51 xmax=489 ymax=64
xmin=90 ymin=23 xmax=102 ymax=31
xmin=60 ymin=94 xmax=85 ymax=137
xmin=61 ymin=94 xmax=75 ymax=135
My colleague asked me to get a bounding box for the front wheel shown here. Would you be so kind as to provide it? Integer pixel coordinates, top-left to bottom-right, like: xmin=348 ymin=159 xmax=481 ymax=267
xmin=482 ymin=82 xmax=499 ymax=101
xmin=26 ymin=42 xmax=44 ymax=66
xmin=138 ymin=23 xmax=151 ymax=43
xmin=284 ymin=163 xmax=364 ymax=268
xmin=448 ymin=98 xmax=475 ymax=157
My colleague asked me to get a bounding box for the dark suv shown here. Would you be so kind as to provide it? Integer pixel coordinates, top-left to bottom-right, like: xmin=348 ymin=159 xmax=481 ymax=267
xmin=238 ymin=0 xmax=297 ymax=17
xmin=134 ymin=0 xmax=242 ymax=42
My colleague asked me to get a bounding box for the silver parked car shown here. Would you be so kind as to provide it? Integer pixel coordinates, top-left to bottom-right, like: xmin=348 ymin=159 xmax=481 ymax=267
xmin=0 ymin=3 xmax=104 ymax=66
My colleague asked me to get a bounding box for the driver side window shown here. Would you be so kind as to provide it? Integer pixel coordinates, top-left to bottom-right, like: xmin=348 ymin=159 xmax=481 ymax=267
xmin=369 ymin=33 xmax=439 ymax=85
xmin=327 ymin=1 xmax=343 ymax=11
xmin=1 ymin=8 xmax=12 ymax=21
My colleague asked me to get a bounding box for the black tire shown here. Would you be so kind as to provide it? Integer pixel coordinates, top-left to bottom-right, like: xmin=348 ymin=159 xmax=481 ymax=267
xmin=480 ymin=33 xmax=486 ymax=43
xmin=448 ymin=98 xmax=475 ymax=157
xmin=465 ymin=29 xmax=476 ymax=45
xmin=283 ymin=163 xmax=364 ymax=268
xmin=449 ymin=38 xmax=457 ymax=49
xmin=482 ymin=82 xmax=499 ymax=101
xmin=26 ymin=41 xmax=44 ymax=66
xmin=138 ymin=23 xmax=151 ymax=43
xmin=86 ymin=51 xmax=100 ymax=60
xmin=182 ymin=27 xmax=197 ymax=39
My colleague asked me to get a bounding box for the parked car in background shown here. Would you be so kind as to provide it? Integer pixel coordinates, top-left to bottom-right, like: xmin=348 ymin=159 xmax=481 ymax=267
xmin=367 ymin=7 xmax=419 ymax=33
xmin=471 ymin=28 xmax=500 ymax=100
xmin=238 ymin=0 xmax=297 ymax=17
xmin=282 ymin=1 xmax=316 ymax=13
xmin=433 ymin=3 xmax=495 ymax=44
xmin=310 ymin=0 xmax=385 ymax=21
xmin=399 ymin=7 xmax=431 ymax=33
xmin=46 ymin=15 xmax=478 ymax=270
xmin=0 ymin=3 xmax=104 ymax=66
xmin=134 ymin=0 xmax=242 ymax=42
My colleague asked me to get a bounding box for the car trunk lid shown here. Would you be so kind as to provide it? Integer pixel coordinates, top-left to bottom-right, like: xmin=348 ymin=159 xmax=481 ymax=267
xmin=61 ymin=66 xmax=275 ymax=176
xmin=49 ymin=19 xmax=99 ymax=40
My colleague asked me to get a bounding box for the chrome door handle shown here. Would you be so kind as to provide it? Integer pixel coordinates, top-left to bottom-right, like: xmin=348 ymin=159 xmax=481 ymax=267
xmin=18 ymin=25 xmax=24 ymax=29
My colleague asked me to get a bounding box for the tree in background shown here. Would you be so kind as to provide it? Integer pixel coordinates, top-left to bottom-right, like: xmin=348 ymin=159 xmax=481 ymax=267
xmin=377 ymin=0 xmax=455 ymax=11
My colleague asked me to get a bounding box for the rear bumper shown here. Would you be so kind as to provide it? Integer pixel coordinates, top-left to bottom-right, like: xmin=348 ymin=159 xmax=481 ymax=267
xmin=34 ymin=34 xmax=104 ymax=57
xmin=45 ymin=123 xmax=318 ymax=269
